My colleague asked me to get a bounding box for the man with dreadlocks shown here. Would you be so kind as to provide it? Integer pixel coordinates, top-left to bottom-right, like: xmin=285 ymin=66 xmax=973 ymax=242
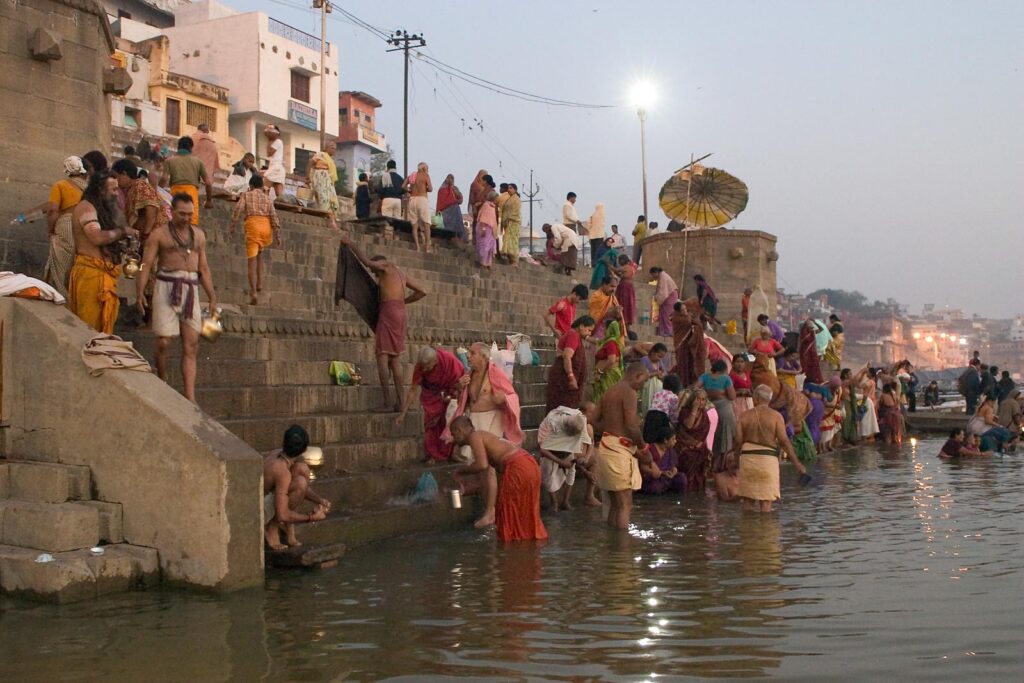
xmin=68 ymin=171 xmax=136 ymax=333
xmin=136 ymin=192 xmax=218 ymax=403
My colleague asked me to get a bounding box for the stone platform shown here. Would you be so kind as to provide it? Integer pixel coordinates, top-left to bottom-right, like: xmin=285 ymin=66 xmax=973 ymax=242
xmin=118 ymin=202 xmax=664 ymax=557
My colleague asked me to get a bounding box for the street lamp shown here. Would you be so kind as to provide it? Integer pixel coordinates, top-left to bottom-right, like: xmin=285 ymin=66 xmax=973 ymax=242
xmin=630 ymin=81 xmax=657 ymax=227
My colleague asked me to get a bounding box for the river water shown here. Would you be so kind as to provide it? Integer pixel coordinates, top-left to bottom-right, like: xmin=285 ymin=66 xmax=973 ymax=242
xmin=3 ymin=437 xmax=1022 ymax=681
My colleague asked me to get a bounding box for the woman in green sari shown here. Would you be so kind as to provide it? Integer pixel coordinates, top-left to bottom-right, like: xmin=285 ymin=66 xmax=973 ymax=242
xmin=589 ymin=239 xmax=620 ymax=290
xmin=591 ymin=319 xmax=626 ymax=403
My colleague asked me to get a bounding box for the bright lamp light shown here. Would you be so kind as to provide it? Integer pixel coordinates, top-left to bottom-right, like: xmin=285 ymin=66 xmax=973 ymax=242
xmin=630 ymin=81 xmax=657 ymax=108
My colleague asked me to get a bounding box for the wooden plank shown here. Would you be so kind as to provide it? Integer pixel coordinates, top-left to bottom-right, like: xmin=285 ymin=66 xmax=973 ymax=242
xmin=267 ymin=542 xmax=346 ymax=569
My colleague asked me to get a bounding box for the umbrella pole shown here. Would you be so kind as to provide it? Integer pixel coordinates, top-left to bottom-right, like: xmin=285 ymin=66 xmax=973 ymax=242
xmin=672 ymin=152 xmax=713 ymax=176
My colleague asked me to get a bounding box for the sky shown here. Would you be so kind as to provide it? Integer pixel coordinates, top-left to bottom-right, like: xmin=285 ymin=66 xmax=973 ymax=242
xmin=250 ymin=0 xmax=1024 ymax=318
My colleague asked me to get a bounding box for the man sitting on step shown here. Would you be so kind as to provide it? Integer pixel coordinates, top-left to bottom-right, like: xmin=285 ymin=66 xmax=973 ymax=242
xmin=264 ymin=425 xmax=330 ymax=551
xmin=340 ymin=233 xmax=427 ymax=412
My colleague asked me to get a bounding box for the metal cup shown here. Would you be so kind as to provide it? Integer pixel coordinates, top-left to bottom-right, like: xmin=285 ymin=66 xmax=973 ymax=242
xmin=449 ymin=489 xmax=462 ymax=509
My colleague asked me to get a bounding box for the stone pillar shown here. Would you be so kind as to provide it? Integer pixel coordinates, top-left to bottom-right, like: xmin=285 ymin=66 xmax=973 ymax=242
xmin=0 ymin=0 xmax=114 ymax=277
xmin=641 ymin=229 xmax=779 ymax=327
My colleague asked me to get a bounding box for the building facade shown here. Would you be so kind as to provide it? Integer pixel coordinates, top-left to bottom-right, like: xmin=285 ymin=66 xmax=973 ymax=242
xmin=163 ymin=0 xmax=339 ymax=175
xmin=335 ymin=91 xmax=388 ymax=193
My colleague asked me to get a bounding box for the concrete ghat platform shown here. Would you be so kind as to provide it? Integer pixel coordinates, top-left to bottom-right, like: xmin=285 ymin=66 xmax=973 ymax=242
xmin=118 ymin=202 xmax=666 ymax=561
xmin=904 ymin=409 xmax=968 ymax=434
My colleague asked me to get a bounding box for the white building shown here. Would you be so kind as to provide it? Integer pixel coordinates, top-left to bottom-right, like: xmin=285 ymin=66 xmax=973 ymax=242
xmin=163 ymin=0 xmax=339 ymax=176
xmin=1010 ymin=316 xmax=1024 ymax=342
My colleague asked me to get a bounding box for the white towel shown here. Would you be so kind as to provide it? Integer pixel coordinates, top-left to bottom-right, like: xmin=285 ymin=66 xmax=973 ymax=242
xmin=0 ymin=271 xmax=65 ymax=304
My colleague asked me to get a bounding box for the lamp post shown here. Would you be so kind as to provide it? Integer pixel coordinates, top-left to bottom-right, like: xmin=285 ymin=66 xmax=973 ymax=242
xmin=630 ymin=82 xmax=656 ymax=226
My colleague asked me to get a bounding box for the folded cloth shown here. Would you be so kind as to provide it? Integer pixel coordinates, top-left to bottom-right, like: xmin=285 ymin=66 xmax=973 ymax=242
xmin=594 ymin=433 xmax=641 ymax=492
xmin=81 ymin=334 xmax=152 ymax=376
xmin=0 ymin=271 xmax=65 ymax=304
xmin=737 ymin=443 xmax=781 ymax=501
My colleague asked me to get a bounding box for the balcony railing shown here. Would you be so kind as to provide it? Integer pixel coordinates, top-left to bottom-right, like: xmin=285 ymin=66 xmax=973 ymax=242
xmin=268 ymin=17 xmax=329 ymax=55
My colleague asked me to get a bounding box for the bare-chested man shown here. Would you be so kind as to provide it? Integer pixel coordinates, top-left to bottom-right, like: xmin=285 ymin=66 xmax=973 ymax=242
xmin=136 ymin=193 xmax=218 ymax=403
xmin=734 ymin=384 xmax=807 ymax=512
xmin=403 ymin=162 xmax=433 ymax=253
xmin=67 ymin=171 xmax=137 ymax=333
xmin=593 ymin=362 xmax=652 ymax=529
xmin=263 ymin=425 xmax=330 ymax=550
xmin=451 ymin=342 xmax=524 ymax=528
xmin=340 ymin=233 xmax=427 ymax=411
xmin=450 ymin=416 xmax=547 ymax=542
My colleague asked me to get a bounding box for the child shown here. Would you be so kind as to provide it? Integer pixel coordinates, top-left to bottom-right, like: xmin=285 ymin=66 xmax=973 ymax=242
xmin=538 ymin=405 xmax=591 ymax=511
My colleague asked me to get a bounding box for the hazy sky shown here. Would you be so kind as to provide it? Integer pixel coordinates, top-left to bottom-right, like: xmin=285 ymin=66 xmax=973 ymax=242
xmin=252 ymin=0 xmax=1023 ymax=318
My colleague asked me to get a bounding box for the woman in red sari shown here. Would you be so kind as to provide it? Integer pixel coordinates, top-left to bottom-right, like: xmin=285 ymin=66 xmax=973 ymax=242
xmin=398 ymin=346 xmax=467 ymax=462
xmin=675 ymin=389 xmax=713 ymax=492
xmin=613 ymin=253 xmax=637 ymax=326
xmin=799 ymin=318 xmax=825 ymax=385
xmin=546 ymin=315 xmax=595 ymax=412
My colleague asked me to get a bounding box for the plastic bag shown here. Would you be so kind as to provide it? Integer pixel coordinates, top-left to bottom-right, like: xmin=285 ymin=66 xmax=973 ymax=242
xmin=456 ymin=347 xmax=470 ymax=371
xmin=531 ymin=350 xmax=541 ymax=366
xmin=498 ymin=350 xmax=516 ymax=380
xmin=507 ymin=333 xmax=532 ymax=366
xmin=388 ymin=472 xmax=440 ymax=506
xmin=329 ymin=361 xmax=361 ymax=385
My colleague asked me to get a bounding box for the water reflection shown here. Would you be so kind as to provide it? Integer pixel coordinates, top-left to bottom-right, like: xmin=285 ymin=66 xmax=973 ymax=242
xmin=2 ymin=438 xmax=1022 ymax=681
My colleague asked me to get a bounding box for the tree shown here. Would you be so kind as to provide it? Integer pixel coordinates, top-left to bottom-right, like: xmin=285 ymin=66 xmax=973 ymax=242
xmin=807 ymin=288 xmax=870 ymax=312
xmin=369 ymin=144 xmax=395 ymax=176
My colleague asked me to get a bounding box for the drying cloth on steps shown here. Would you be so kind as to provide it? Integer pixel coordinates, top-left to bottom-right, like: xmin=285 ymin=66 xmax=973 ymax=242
xmin=0 ymin=271 xmax=65 ymax=303
xmin=334 ymin=245 xmax=380 ymax=328
xmin=82 ymin=335 xmax=152 ymax=376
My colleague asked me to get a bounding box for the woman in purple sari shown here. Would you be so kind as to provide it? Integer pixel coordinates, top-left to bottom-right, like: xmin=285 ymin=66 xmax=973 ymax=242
xmin=475 ymin=191 xmax=498 ymax=268
xmin=640 ymin=410 xmax=687 ymax=495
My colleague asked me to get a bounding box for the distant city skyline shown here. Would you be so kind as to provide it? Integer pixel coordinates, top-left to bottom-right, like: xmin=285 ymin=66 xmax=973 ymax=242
xmin=250 ymin=0 xmax=1024 ymax=318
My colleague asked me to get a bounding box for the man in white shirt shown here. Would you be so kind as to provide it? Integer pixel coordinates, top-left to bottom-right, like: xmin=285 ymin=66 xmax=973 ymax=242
xmin=561 ymin=192 xmax=581 ymax=232
xmin=544 ymin=222 xmax=581 ymax=276
xmin=263 ymin=124 xmax=286 ymax=199
xmin=608 ymin=224 xmax=625 ymax=249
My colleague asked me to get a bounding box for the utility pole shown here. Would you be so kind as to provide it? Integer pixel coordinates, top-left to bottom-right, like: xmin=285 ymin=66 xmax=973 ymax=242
xmin=313 ymin=0 xmax=331 ymax=149
xmin=521 ymin=170 xmax=541 ymax=253
xmin=387 ymin=29 xmax=426 ymax=176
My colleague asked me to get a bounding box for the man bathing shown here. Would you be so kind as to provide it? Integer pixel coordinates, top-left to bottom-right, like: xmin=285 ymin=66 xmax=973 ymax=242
xmin=734 ymin=384 xmax=807 ymax=512
xmin=136 ymin=193 xmax=218 ymax=403
xmin=451 ymin=416 xmax=547 ymax=542
xmin=449 ymin=342 xmax=524 ymax=528
xmin=263 ymin=425 xmax=330 ymax=551
xmin=593 ymin=362 xmax=652 ymax=529
xmin=341 ymin=233 xmax=427 ymax=412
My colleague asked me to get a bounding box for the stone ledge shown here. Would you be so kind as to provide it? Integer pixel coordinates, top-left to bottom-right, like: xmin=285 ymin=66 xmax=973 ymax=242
xmin=0 ymin=543 xmax=159 ymax=603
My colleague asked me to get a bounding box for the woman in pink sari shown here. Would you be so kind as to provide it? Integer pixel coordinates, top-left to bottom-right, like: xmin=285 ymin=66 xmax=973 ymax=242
xmin=475 ymin=191 xmax=498 ymax=268
xmin=675 ymin=389 xmax=713 ymax=493
xmin=650 ymin=266 xmax=680 ymax=337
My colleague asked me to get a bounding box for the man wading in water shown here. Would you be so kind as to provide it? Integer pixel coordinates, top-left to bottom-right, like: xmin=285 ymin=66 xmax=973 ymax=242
xmin=734 ymin=384 xmax=807 ymax=512
xmin=593 ymin=362 xmax=652 ymax=529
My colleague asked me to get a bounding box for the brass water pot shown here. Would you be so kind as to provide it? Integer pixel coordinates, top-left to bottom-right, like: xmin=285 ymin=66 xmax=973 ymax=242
xmin=200 ymin=308 xmax=224 ymax=342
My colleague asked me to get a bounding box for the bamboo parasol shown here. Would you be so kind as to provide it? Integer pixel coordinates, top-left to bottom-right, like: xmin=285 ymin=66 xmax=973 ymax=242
xmin=659 ymin=163 xmax=749 ymax=229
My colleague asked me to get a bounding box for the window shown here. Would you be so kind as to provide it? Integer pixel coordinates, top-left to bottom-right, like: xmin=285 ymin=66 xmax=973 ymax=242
xmin=165 ymin=98 xmax=180 ymax=136
xmin=290 ymin=71 xmax=310 ymax=103
xmin=339 ymin=107 xmax=347 ymax=119
xmin=186 ymin=100 xmax=217 ymax=131
xmin=363 ymin=113 xmax=372 ymax=124
xmin=293 ymin=148 xmax=314 ymax=176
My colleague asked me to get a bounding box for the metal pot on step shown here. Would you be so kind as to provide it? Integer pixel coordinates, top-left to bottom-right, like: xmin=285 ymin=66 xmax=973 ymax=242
xmin=302 ymin=446 xmax=324 ymax=481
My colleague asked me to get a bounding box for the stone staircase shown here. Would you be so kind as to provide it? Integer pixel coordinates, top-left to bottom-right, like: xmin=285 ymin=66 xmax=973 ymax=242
xmin=117 ymin=202 xmax=663 ymax=557
xmin=0 ymin=459 xmax=159 ymax=603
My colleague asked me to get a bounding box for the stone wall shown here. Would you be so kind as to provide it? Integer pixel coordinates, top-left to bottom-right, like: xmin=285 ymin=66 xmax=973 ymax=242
xmin=0 ymin=298 xmax=263 ymax=591
xmin=0 ymin=0 xmax=114 ymax=277
xmin=642 ymin=229 xmax=779 ymax=327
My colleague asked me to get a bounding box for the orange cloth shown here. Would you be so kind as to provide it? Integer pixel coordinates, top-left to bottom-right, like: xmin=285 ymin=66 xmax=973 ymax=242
xmin=170 ymin=183 xmax=200 ymax=225
xmin=48 ymin=178 xmax=85 ymax=212
xmin=67 ymin=255 xmax=121 ymax=334
xmin=496 ymin=451 xmax=548 ymax=542
xmin=244 ymin=215 xmax=273 ymax=258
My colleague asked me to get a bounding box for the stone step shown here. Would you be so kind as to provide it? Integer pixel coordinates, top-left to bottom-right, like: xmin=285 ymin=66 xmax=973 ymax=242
xmin=0 ymin=461 xmax=91 ymax=503
xmin=310 ymin=463 xmax=464 ymax=509
xmin=0 ymin=543 xmax=159 ymax=603
xmin=217 ymin=411 xmax=425 ymax=452
xmin=294 ymin=500 xmax=475 ymax=549
xmin=0 ymin=500 xmax=100 ymax=553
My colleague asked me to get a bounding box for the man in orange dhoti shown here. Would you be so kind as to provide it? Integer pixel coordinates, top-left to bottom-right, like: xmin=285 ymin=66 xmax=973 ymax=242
xmin=451 ymin=416 xmax=547 ymax=542
xmin=68 ymin=172 xmax=136 ymax=333
xmin=229 ymin=174 xmax=281 ymax=305
xmin=164 ymin=136 xmax=213 ymax=226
